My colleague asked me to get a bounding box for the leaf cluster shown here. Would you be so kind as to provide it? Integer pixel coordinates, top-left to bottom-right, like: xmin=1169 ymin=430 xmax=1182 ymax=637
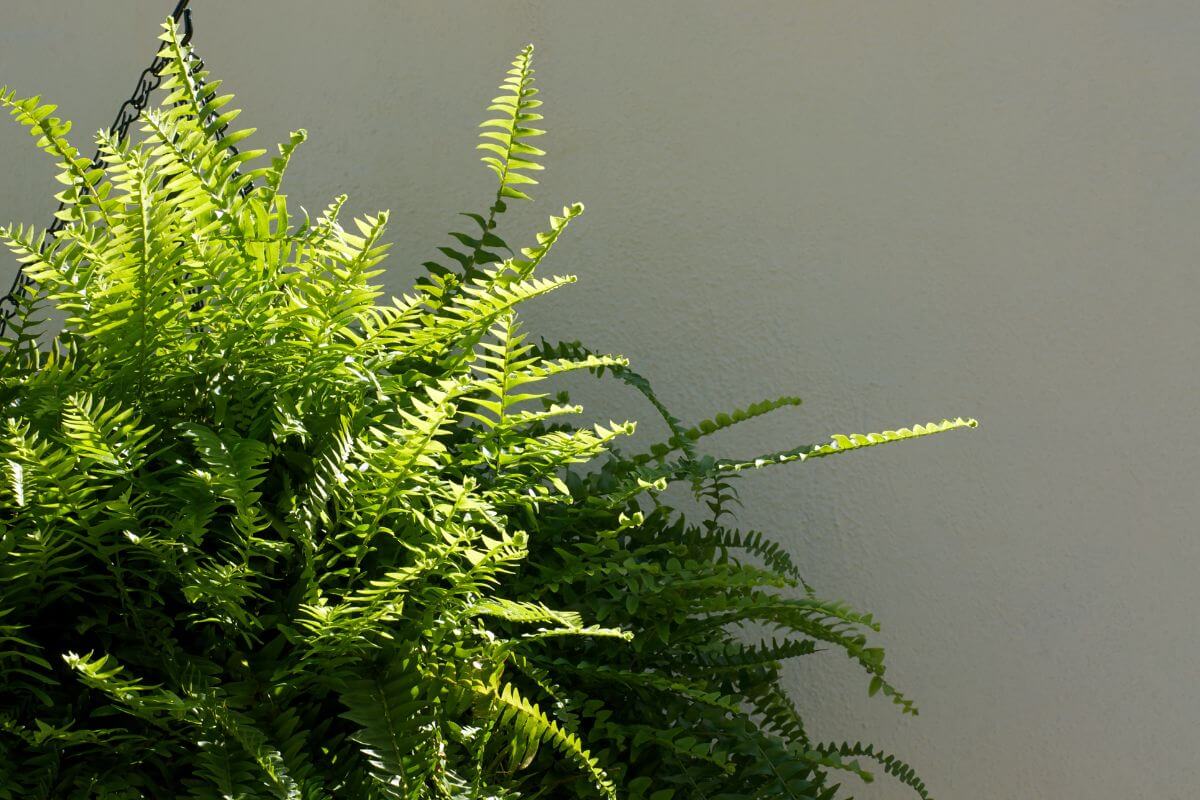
xmin=0 ymin=21 xmax=974 ymax=800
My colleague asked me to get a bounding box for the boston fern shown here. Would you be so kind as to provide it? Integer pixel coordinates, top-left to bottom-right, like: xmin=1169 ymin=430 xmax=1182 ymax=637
xmin=0 ymin=19 xmax=974 ymax=800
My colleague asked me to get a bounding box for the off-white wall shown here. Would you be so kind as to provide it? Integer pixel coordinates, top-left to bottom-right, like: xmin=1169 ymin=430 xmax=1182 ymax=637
xmin=3 ymin=2 xmax=1198 ymax=798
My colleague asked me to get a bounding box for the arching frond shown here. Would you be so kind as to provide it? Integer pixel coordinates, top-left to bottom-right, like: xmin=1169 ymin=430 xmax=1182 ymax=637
xmin=640 ymin=394 xmax=804 ymax=464
xmin=718 ymin=416 xmax=979 ymax=473
xmin=486 ymin=682 xmax=615 ymax=799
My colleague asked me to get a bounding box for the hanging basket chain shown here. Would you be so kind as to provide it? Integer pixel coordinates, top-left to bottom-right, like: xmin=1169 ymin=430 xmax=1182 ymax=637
xmin=0 ymin=0 xmax=246 ymax=336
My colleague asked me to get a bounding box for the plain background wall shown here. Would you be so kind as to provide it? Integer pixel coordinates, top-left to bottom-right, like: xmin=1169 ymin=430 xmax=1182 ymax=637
xmin=2 ymin=2 xmax=1199 ymax=798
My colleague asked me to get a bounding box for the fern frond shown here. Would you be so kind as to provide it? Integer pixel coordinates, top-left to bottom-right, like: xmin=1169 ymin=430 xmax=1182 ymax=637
xmin=693 ymin=637 xmax=819 ymax=670
xmin=718 ymin=417 xmax=978 ymax=473
xmin=340 ymin=664 xmax=438 ymax=799
xmin=681 ymin=524 xmax=810 ymax=590
xmin=469 ymin=597 xmax=583 ymax=629
xmin=401 ymin=271 xmax=576 ymax=360
xmin=544 ymin=659 xmax=742 ymax=713
xmin=178 ymin=424 xmax=271 ymax=539
xmin=422 ymin=47 xmax=552 ymax=288
xmin=536 ymin=339 xmax=697 ymax=465
xmin=746 ymin=681 xmax=811 ymax=749
xmin=813 ymin=741 xmax=933 ymax=800
xmin=0 ymin=87 xmax=116 ymax=227
xmin=186 ymin=737 xmax=260 ymax=800
xmin=63 ymin=651 xmax=185 ymax=721
xmin=478 ymin=45 xmax=545 ymax=206
xmin=255 ymin=129 xmax=308 ymax=203
xmin=640 ymin=395 xmax=803 ymax=464
xmin=156 ymin=18 xmax=263 ymax=192
xmin=506 ymin=203 xmax=581 ymax=279
xmin=645 ymin=417 xmax=979 ymax=486
xmin=189 ymin=694 xmax=302 ymax=800
xmin=60 ymin=393 xmax=156 ymax=478
xmin=486 ymin=682 xmax=615 ymax=799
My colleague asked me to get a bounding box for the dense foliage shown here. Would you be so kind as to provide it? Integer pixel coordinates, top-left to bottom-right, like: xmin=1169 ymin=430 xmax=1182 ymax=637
xmin=0 ymin=20 xmax=973 ymax=800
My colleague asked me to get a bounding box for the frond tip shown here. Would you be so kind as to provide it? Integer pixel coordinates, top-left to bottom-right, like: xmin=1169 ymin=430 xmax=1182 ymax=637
xmin=478 ymin=44 xmax=545 ymax=205
xmin=720 ymin=417 xmax=978 ymax=473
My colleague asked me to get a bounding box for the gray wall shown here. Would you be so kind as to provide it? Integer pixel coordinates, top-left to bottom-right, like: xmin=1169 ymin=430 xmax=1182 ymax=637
xmin=2 ymin=2 xmax=1198 ymax=798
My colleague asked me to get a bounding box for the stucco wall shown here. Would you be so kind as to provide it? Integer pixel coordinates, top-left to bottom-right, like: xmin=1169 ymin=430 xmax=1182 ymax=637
xmin=2 ymin=2 xmax=1198 ymax=798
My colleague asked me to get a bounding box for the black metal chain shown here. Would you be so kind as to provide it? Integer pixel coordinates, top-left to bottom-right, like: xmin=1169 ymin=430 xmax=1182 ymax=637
xmin=0 ymin=0 xmax=240 ymax=337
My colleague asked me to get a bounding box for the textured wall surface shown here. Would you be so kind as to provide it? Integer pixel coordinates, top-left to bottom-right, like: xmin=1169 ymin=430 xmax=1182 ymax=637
xmin=2 ymin=2 xmax=1198 ymax=798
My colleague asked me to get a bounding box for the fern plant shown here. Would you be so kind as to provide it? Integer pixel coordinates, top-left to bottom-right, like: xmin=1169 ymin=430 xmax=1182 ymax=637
xmin=0 ymin=20 xmax=973 ymax=800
